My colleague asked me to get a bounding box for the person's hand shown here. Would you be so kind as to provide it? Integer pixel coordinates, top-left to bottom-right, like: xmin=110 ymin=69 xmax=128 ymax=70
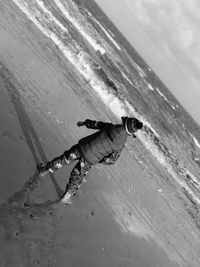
xmin=77 ymin=121 xmax=85 ymax=127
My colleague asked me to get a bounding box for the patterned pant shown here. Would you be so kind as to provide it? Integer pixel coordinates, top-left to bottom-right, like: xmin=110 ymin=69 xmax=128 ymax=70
xmin=46 ymin=145 xmax=92 ymax=195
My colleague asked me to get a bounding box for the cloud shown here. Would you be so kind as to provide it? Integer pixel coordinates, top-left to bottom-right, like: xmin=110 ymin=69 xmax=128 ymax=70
xmin=125 ymin=0 xmax=151 ymax=25
xmin=171 ymin=22 xmax=193 ymax=49
xmin=125 ymin=0 xmax=200 ymax=70
xmin=182 ymin=0 xmax=200 ymax=21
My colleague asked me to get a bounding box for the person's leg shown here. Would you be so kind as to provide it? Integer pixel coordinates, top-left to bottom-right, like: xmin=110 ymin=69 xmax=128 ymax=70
xmin=61 ymin=158 xmax=92 ymax=204
xmin=38 ymin=144 xmax=81 ymax=176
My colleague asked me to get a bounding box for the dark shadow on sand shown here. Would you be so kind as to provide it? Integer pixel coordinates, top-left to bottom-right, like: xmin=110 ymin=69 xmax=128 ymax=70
xmin=0 ymin=64 xmax=63 ymax=210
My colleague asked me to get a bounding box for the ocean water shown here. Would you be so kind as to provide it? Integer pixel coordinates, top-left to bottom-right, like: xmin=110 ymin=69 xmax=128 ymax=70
xmin=11 ymin=0 xmax=200 ymax=209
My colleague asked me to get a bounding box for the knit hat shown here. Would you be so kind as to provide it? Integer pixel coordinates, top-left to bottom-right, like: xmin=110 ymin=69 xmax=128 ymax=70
xmin=122 ymin=117 xmax=143 ymax=135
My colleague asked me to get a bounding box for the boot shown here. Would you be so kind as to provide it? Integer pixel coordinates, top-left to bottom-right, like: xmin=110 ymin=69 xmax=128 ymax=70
xmin=37 ymin=163 xmax=53 ymax=177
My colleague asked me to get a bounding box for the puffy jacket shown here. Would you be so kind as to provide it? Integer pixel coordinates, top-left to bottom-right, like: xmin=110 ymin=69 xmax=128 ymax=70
xmin=78 ymin=120 xmax=128 ymax=165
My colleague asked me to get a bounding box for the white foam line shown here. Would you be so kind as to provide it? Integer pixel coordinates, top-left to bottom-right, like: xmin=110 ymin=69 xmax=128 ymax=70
xmin=104 ymin=26 xmax=115 ymax=38
xmin=102 ymin=28 xmax=121 ymax=51
xmin=93 ymin=18 xmax=121 ymax=51
xmin=147 ymin=83 xmax=154 ymax=91
xmin=156 ymin=87 xmax=177 ymax=110
xmin=88 ymin=11 xmax=116 ymax=40
xmin=35 ymin=0 xmax=69 ymax=35
xmin=170 ymin=104 xmax=176 ymax=110
xmin=156 ymin=87 xmax=168 ymax=102
xmin=121 ymin=72 xmax=133 ymax=85
xmin=190 ymin=132 xmax=200 ymax=149
xmin=137 ymin=66 xmax=146 ymax=77
xmin=156 ymin=87 xmax=171 ymax=104
xmin=53 ymin=0 xmax=106 ymax=55
xmin=12 ymin=0 xmax=77 ymax=60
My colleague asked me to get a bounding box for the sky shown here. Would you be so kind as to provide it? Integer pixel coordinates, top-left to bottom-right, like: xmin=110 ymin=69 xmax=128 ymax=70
xmin=95 ymin=0 xmax=200 ymax=124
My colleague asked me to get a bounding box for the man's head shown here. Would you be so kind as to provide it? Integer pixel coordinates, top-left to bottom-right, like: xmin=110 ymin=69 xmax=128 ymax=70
xmin=121 ymin=117 xmax=143 ymax=135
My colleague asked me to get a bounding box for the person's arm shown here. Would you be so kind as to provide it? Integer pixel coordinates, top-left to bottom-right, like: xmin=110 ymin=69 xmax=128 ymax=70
xmin=77 ymin=119 xmax=112 ymax=130
xmin=100 ymin=151 xmax=121 ymax=165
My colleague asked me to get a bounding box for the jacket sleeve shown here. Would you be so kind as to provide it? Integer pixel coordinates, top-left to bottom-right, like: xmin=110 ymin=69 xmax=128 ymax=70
xmin=82 ymin=119 xmax=112 ymax=130
xmin=100 ymin=151 xmax=121 ymax=165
